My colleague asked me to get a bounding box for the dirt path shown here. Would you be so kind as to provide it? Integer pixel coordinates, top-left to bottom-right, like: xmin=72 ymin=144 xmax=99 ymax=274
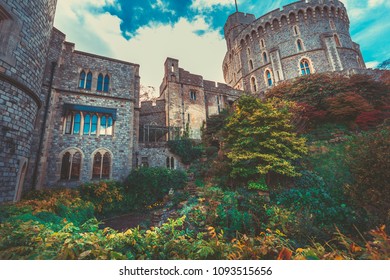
xmin=101 ymin=212 xmax=150 ymax=231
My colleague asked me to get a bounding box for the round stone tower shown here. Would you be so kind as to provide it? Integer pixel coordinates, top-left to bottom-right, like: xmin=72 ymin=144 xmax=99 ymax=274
xmin=222 ymin=0 xmax=366 ymax=93
xmin=0 ymin=0 xmax=57 ymax=202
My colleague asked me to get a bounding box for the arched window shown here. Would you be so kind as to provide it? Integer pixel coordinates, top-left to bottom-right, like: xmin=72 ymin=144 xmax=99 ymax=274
xmin=265 ymin=70 xmax=273 ymax=86
xmin=334 ymin=34 xmax=341 ymax=47
xmin=297 ymin=39 xmax=303 ymax=51
xmin=249 ymin=60 xmax=254 ymax=70
xmin=97 ymin=74 xmax=103 ymax=91
xmin=100 ymin=116 xmax=107 ymax=136
xmin=300 ymin=59 xmax=311 ymax=75
xmin=247 ymin=48 xmax=251 ymax=56
xmin=86 ymin=72 xmax=92 ymax=90
xmin=260 ymin=39 xmax=265 ymax=48
xmin=91 ymin=115 xmax=98 ymax=135
xmin=92 ymin=150 xmax=111 ymax=179
xmin=103 ymin=74 xmax=110 ymax=92
xmin=73 ymin=113 xmax=81 ymax=135
xmin=92 ymin=152 xmax=102 ymax=179
xmin=60 ymin=150 xmax=82 ymax=181
xmin=83 ymin=114 xmax=91 ymax=135
xmin=263 ymin=52 xmax=268 ymax=63
xmin=79 ymin=71 xmax=86 ymax=88
xmin=293 ymin=25 xmax=299 ymax=35
xmin=251 ymin=77 xmax=257 ymax=92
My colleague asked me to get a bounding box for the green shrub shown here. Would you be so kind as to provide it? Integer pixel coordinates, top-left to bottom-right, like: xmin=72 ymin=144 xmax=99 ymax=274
xmin=345 ymin=127 xmax=390 ymax=226
xmin=274 ymin=186 xmax=361 ymax=242
xmin=168 ymin=139 xmax=203 ymax=164
xmin=79 ymin=181 xmax=125 ymax=216
xmin=125 ymin=167 xmax=187 ymax=208
xmin=293 ymin=170 xmax=326 ymax=189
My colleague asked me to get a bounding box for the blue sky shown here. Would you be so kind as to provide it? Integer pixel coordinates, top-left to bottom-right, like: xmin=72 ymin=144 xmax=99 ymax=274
xmin=54 ymin=0 xmax=390 ymax=95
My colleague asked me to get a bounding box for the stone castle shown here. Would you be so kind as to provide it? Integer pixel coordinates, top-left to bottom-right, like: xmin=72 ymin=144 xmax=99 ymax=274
xmin=223 ymin=0 xmax=365 ymax=93
xmin=0 ymin=0 xmax=369 ymax=202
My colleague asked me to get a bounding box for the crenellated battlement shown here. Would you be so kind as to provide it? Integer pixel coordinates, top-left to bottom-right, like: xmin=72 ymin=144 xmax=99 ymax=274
xmin=223 ymin=0 xmax=363 ymax=93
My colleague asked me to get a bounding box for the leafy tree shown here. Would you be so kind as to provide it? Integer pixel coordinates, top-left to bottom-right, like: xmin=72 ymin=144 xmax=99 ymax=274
xmin=325 ymin=91 xmax=373 ymax=120
xmin=266 ymin=73 xmax=348 ymax=109
xmin=201 ymin=109 xmax=229 ymax=148
xmin=167 ymin=139 xmax=203 ymax=164
xmin=224 ymin=95 xmax=307 ymax=186
xmin=345 ymin=127 xmax=390 ymax=225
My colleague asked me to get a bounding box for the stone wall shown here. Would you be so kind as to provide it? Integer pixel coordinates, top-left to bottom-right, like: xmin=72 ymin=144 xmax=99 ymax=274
xmin=0 ymin=0 xmax=57 ymax=202
xmin=223 ymin=0 xmax=365 ymax=93
xmin=32 ymin=29 xmax=140 ymax=188
xmin=155 ymin=57 xmax=243 ymax=140
xmin=138 ymin=143 xmax=184 ymax=170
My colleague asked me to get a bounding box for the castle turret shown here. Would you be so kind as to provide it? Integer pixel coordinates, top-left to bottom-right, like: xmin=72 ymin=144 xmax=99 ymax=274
xmin=0 ymin=0 xmax=58 ymax=202
xmin=223 ymin=0 xmax=366 ymax=93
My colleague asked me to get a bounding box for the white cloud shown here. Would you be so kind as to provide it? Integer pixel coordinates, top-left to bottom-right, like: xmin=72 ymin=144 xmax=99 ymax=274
xmin=54 ymin=0 xmax=227 ymax=90
xmin=368 ymin=0 xmax=385 ymax=8
xmin=365 ymin=61 xmax=380 ymax=68
xmin=192 ymin=0 xmax=233 ymax=9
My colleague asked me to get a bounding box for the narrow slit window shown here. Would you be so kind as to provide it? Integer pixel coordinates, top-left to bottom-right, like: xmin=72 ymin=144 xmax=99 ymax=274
xmin=97 ymin=74 xmax=103 ymax=91
xmin=103 ymin=75 xmax=110 ymax=92
xmin=100 ymin=116 xmax=107 ymax=136
xmin=263 ymin=52 xmax=268 ymax=63
xmin=83 ymin=114 xmax=91 ymax=135
xmin=297 ymin=39 xmax=303 ymax=51
xmin=91 ymin=115 xmax=98 ymax=135
xmin=73 ymin=113 xmax=81 ymax=135
xmin=79 ymin=71 xmax=86 ymax=88
xmin=65 ymin=114 xmax=72 ymax=134
xmin=85 ymin=72 xmax=92 ymax=90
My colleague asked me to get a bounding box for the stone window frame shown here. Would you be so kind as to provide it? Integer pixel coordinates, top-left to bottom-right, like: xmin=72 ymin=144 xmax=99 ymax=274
xmin=259 ymin=38 xmax=266 ymax=49
xmin=90 ymin=148 xmax=113 ymax=180
xmin=58 ymin=147 xmax=84 ymax=182
xmin=262 ymin=51 xmax=269 ymax=64
xmin=190 ymin=90 xmax=197 ymax=101
xmin=298 ymin=57 xmax=315 ymax=76
xmin=166 ymin=156 xmax=175 ymax=169
xmin=63 ymin=111 xmax=115 ymax=137
xmin=296 ymin=38 xmax=305 ymax=52
xmin=78 ymin=70 xmax=93 ymax=90
xmin=250 ymin=76 xmax=257 ymax=92
xmin=0 ymin=4 xmax=21 ymax=66
xmin=292 ymin=25 xmax=300 ymax=36
xmin=264 ymin=68 xmax=274 ymax=87
xmin=97 ymin=73 xmax=111 ymax=93
xmin=249 ymin=59 xmax=254 ymax=70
